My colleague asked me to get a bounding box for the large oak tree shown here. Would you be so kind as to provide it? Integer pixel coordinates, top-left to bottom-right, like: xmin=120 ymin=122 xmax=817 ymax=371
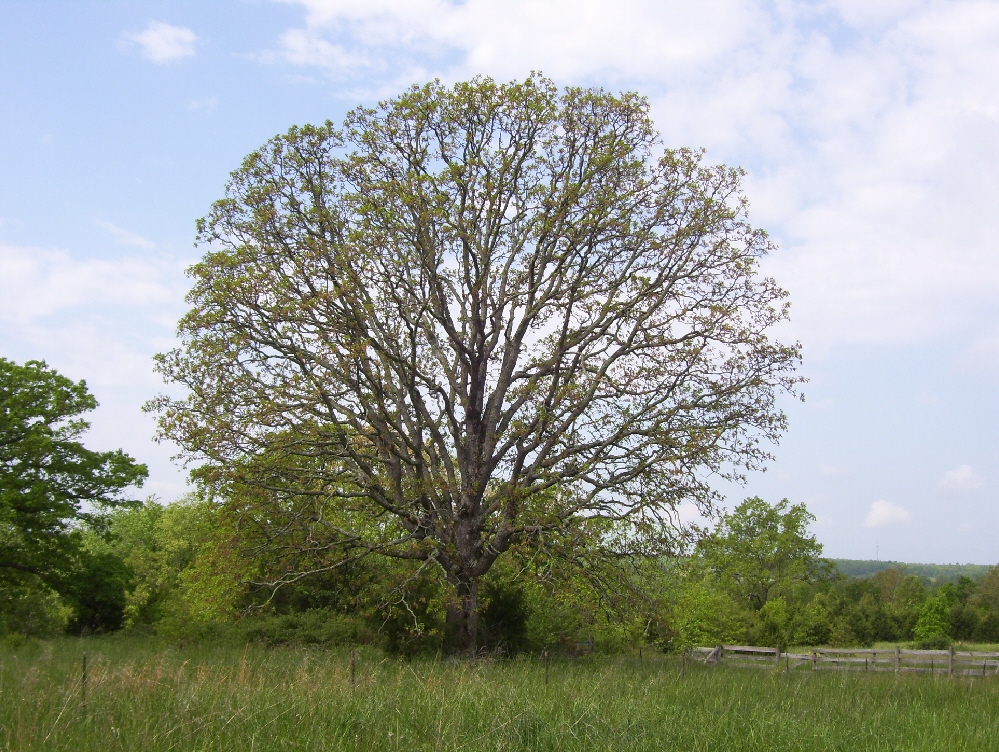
xmin=150 ymin=76 xmax=801 ymax=652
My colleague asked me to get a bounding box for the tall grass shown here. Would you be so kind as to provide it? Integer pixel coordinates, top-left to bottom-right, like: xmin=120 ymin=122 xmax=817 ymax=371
xmin=2 ymin=636 xmax=998 ymax=750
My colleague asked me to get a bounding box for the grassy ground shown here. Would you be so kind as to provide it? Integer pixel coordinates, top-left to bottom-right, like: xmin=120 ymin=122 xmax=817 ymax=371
xmin=2 ymin=637 xmax=998 ymax=751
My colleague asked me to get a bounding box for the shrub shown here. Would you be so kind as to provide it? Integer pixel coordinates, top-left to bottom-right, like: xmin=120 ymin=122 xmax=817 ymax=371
xmin=479 ymin=579 xmax=530 ymax=655
xmin=913 ymin=595 xmax=950 ymax=641
xmin=972 ymin=610 xmax=999 ymax=642
xmin=0 ymin=579 xmax=71 ymax=637
xmin=64 ymin=550 xmax=133 ymax=634
xmin=914 ymin=634 xmax=952 ymax=650
xmin=828 ymin=616 xmax=861 ymax=648
xmin=237 ymin=609 xmax=373 ymax=646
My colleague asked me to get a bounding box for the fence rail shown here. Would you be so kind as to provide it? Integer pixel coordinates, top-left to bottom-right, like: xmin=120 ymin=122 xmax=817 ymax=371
xmin=690 ymin=645 xmax=999 ymax=677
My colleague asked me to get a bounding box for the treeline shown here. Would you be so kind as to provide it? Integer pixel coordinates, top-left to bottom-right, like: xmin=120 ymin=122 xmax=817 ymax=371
xmin=831 ymin=559 xmax=992 ymax=583
xmin=4 ymin=494 xmax=999 ymax=652
xmin=664 ymin=498 xmax=999 ymax=650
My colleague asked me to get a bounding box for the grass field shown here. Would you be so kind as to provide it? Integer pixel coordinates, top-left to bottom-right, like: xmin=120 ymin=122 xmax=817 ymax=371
xmin=3 ymin=637 xmax=999 ymax=751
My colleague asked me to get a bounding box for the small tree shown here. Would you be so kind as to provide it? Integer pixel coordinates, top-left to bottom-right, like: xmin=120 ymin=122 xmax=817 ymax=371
xmin=913 ymin=594 xmax=950 ymax=643
xmin=698 ymin=497 xmax=829 ymax=610
xmin=149 ymin=76 xmax=801 ymax=653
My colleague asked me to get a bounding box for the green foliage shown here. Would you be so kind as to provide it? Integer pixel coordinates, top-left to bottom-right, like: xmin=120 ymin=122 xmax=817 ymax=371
xmin=883 ymin=573 xmax=926 ymax=640
xmin=101 ymin=499 xmax=186 ymax=626
xmin=666 ymin=576 xmax=753 ymax=649
xmin=479 ymin=579 xmax=530 ymax=655
xmin=698 ymin=497 xmax=830 ymax=610
xmin=518 ymin=583 xmax=589 ymax=653
xmin=0 ymin=579 xmax=71 ymax=636
xmin=793 ymin=598 xmax=833 ymax=646
xmin=644 ymin=499 xmax=999 ymax=651
xmin=0 ymin=358 xmax=147 ymax=635
xmin=101 ymin=495 xmax=241 ymax=631
xmin=375 ymin=568 xmax=449 ymax=656
xmin=755 ymin=596 xmax=794 ymax=647
xmin=979 ymin=566 xmax=999 ymax=611
xmin=9 ymin=470 xmax=996 ymax=655
xmin=914 ymin=593 xmax=951 ymax=642
xmin=973 ymin=611 xmax=999 ymax=642
xmin=673 ymin=497 xmax=833 ymax=648
xmin=63 ymin=547 xmax=132 ymax=634
xmin=0 ymin=358 xmax=147 ymax=581
xmin=212 ymin=609 xmax=374 ymax=647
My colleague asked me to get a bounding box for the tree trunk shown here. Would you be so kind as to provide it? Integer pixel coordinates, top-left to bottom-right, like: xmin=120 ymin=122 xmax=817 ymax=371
xmin=446 ymin=577 xmax=479 ymax=658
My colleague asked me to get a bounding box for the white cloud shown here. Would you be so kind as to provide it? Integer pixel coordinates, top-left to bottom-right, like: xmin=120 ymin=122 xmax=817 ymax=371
xmin=0 ymin=243 xmax=182 ymax=325
xmin=122 ymin=21 xmax=198 ymax=64
xmin=938 ymin=464 xmax=984 ymax=495
xmin=271 ymin=0 xmax=999 ymax=356
xmin=864 ymin=500 xmax=911 ymax=527
xmin=276 ymin=0 xmax=760 ymax=79
xmin=278 ymin=28 xmax=372 ymax=72
xmin=97 ymin=220 xmax=156 ymax=250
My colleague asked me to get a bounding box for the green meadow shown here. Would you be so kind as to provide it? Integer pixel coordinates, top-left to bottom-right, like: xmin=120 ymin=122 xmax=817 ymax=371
xmin=3 ymin=636 xmax=998 ymax=751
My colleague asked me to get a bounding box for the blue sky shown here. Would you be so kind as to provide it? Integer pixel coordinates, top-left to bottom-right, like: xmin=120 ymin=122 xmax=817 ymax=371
xmin=2 ymin=0 xmax=998 ymax=564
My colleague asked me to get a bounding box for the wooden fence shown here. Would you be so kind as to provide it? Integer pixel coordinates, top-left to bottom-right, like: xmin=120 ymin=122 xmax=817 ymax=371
xmin=691 ymin=645 xmax=999 ymax=677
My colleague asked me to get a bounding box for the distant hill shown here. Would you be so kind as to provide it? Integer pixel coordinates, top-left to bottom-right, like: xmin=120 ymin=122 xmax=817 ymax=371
xmin=832 ymin=559 xmax=995 ymax=583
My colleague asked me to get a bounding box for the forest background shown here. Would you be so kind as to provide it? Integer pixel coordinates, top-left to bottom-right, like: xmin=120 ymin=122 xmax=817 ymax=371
xmin=5 ymin=489 xmax=998 ymax=655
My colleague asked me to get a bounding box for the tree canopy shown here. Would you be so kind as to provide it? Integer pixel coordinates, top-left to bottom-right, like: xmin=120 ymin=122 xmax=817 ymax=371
xmin=0 ymin=358 xmax=147 ymax=595
xmin=149 ymin=75 xmax=802 ymax=652
xmin=698 ymin=497 xmax=829 ymax=610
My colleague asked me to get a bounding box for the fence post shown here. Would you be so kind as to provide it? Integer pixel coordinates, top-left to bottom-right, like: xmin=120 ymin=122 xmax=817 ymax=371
xmin=811 ymin=650 xmax=816 ymax=671
xmin=543 ymin=650 xmax=549 ymax=686
xmin=895 ymin=645 xmax=900 ymax=673
xmin=948 ymin=646 xmax=954 ymax=677
xmin=681 ymin=649 xmax=686 ymax=679
xmin=81 ymin=651 xmax=87 ymax=719
xmin=775 ymin=646 xmax=781 ymax=670
xmin=349 ymin=649 xmax=356 ymax=691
